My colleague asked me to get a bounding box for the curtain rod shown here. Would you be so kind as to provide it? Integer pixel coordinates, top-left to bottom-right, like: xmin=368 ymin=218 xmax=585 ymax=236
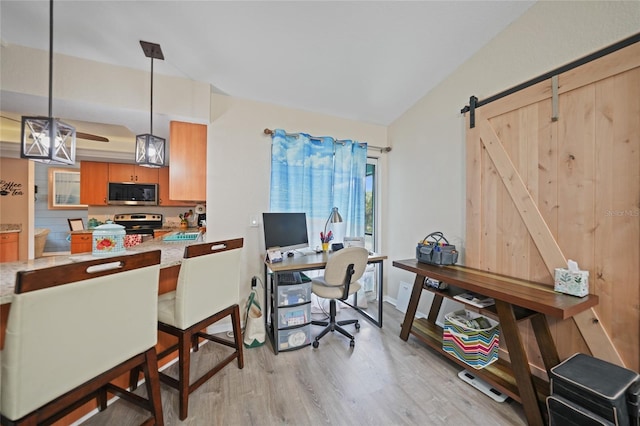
xmin=263 ymin=128 xmax=391 ymax=153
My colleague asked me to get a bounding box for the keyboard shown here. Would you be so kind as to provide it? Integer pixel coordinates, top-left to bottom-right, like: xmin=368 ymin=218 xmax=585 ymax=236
xmin=278 ymin=272 xmax=302 ymax=284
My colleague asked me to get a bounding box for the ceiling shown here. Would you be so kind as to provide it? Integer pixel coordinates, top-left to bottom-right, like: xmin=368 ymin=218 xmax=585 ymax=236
xmin=0 ymin=0 xmax=535 ymax=151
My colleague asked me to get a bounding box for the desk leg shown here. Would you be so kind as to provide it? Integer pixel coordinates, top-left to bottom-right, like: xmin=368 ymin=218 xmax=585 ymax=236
xmin=350 ymin=260 xmax=384 ymax=328
xmin=495 ymin=300 xmax=544 ymax=426
xmin=264 ymin=268 xmax=277 ymax=354
xmin=400 ymin=274 xmax=424 ymax=341
xmin=530 ymin=313 xmax=560 ymax=372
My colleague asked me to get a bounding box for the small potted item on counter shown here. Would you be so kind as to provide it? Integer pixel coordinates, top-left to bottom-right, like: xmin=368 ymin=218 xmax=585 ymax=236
xmin=178 ymin=210 xmax=194 ymax=230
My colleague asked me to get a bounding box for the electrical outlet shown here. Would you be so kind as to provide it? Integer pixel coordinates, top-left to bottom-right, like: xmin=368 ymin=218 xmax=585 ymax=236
xmin=251 ymin=276 xmax=257 ymax=288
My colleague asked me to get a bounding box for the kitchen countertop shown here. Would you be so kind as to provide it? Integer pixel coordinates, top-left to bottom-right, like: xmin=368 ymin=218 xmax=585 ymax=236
xmin=0 ymin=224 xmax=21 ymax=233
xmin=0 ymin=232 xmax=199 ymax=304
xmin=69 ymin=227 xmax=199 ymax=234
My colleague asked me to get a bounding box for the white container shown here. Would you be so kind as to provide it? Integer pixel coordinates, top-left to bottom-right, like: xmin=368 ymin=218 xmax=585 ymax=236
xmin=92 ymin=223 xmax=126 ymax=256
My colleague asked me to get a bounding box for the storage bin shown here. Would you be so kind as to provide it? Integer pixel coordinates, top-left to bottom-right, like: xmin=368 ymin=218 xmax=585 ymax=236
xmin=34 ymin=228 xmax=50 ymax=258
xmin=547 ymin=394 xmax=615 ymax=426
xmin=278 ymin=304 xmax=311 ymax=328
xmin=92 ymin=224 xmax=125 ymax=256
xmin=278 ymin=282 xmax=311 ymax=306
xmin=549 ymin=353 xmax=640 ymax=426
xmin=278 ymin=324 xmax=310 ymax=351
xmin=442 ymin=309 xmax=499 ymax=369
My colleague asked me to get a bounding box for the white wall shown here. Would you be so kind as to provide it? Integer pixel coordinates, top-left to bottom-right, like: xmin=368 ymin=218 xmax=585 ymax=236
xmin=386 ymin=1 xmax=640 ymax=313
xmin=207 ymin=94 xmax=387 ymax=300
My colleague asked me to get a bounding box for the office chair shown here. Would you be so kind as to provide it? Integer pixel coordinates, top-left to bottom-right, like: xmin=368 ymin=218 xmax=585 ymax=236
xmin=0 ymin=251 xmax=164 ymax=426
xmin=311 ymin=246 xmax=369 ymax=348
xmin=133 ymin=238 xmax=244 ymax=420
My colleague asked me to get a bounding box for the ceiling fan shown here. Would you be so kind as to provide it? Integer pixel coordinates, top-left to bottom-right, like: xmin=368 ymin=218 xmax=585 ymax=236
xmin=1 ymin=115 xmax=110 ymax=142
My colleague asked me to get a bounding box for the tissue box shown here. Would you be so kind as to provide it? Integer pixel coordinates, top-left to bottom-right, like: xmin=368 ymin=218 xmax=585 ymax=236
xmin=554 ymin=268 xmax=589 ymax=297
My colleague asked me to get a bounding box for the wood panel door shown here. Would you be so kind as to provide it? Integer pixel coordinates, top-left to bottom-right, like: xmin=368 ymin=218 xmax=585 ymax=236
xmin=169 ymin=121 xmax=206 ymax=202
xmin=70 ymin=233 xmax=92 ymax=254
xmin=465 ymin=42 xmax=640 ymax=371
xmin=0 ymin=232 xmax=19 ymax=262
xmin=109 ymin=164 xmax=158 ymax=183
xmin=157 ymin=167 xmax=197 ymax=206
xmin=80 ymin=161 xmax=108 ymax=206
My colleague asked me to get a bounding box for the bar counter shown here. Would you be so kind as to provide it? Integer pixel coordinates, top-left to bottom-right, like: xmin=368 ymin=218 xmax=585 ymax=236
xmin=0 ymin=233 xmax=200 ymax=425
xmin=0 ymin=233 xmax=194 ymax=304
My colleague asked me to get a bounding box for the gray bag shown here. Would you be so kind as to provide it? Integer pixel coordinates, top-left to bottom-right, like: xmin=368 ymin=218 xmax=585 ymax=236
xmin=416 ymin=232 xmax=458 ymax=266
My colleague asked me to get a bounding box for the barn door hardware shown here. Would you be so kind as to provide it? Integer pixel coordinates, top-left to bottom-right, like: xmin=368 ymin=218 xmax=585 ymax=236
xmin=460 ymin=33 xmax=640 ymax=129
xmin=551 ymin=75 xmax=559 ymax=122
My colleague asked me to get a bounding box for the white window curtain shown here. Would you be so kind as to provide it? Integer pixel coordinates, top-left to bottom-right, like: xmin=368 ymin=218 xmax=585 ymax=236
xmin=269 ymin=129 xmax=368 ymax=249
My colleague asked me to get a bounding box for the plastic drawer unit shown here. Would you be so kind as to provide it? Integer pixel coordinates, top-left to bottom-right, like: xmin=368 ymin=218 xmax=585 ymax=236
xmin=278 ymin=324 xmax=311 ymax=351
xmin=270 ymin=274 xmax=312 ymax=353
xmin=278 ymin=282 xmax=312 ymax=306
xmin=278 ymin=304 xmax=311 ymax=328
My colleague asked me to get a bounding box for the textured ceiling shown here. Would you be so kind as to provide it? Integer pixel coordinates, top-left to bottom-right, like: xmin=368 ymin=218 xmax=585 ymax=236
xmin=0 ymin=0 xmax=534 ymax=145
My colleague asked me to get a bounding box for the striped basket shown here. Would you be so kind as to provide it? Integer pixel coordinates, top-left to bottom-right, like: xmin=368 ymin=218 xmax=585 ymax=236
xmin=442 ymin=310 xmax=499 ymax=369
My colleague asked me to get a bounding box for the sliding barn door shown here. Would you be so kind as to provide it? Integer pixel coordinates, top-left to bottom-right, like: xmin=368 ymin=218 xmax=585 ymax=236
xmin=465 ymin=42 xmax=640 ymax=372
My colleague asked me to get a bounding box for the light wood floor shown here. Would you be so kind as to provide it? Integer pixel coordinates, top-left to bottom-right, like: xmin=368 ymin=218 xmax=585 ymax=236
xmin=82 ymin=302 xmax=526 ymax=425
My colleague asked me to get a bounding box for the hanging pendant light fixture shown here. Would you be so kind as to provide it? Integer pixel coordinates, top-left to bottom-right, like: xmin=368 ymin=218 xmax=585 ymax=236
xmin=135 ymin=40 xmax=165 ymax=168
xmin=21 ymin=0 xmax=76 ymax=165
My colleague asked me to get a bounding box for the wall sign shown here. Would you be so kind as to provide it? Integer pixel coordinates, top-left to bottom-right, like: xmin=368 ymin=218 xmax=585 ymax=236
xmin=0 ymin=180 xmax=24 ymax=196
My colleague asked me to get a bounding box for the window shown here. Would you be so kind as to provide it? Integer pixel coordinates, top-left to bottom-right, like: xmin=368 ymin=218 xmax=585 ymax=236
xmin=365 ymin=158 xmax=377 ymax=252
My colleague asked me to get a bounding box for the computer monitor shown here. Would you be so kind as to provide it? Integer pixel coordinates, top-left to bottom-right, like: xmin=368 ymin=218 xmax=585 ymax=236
xmin=262 ymin=212 xmax=309 ymax=252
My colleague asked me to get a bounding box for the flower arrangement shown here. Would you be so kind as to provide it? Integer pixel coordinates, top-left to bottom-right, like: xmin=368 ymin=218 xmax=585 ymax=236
xmin=179 ymin=209 xmax=194 ymax=227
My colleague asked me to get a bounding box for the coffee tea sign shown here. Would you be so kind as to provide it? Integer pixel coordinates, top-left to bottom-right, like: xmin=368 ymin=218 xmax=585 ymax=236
xmin=0 ymin=180 xmax=24 ymax=197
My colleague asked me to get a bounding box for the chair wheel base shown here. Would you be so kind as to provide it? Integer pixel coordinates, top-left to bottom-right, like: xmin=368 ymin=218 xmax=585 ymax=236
xmin=313 ymin=340 xmax=319 ymax=348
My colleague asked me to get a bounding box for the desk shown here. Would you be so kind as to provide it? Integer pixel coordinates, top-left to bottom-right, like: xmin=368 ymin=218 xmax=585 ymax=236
xmin=393 ymin=259 xmax=599 ymax=426
xmin=264 ymin=251 xmax=386 ymax=354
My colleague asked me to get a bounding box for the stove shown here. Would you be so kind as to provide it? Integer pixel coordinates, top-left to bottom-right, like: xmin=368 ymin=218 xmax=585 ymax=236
xmin=113 ymin=213 xmax=163 ymax=235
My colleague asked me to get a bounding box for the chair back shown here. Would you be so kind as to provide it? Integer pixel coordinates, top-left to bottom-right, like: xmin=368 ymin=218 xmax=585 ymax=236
xmin=174 ymin=238 xmax=244 ymax=329
xmin=1 ymin=251 xmax=161 ymax=421
xmin=322 ymin=247 xmax=369 ymax=287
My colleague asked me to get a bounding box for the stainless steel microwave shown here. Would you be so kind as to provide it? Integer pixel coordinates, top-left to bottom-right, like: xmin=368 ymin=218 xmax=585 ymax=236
xmin=107 ymin=182 xmax=158 ymax=206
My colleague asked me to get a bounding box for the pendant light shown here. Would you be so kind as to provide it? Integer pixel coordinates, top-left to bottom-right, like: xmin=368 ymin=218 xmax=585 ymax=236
xmin=21 ymin=0 xmax=76 ymax=165
xmin=135 ymin=40 xmax=165 ymax=168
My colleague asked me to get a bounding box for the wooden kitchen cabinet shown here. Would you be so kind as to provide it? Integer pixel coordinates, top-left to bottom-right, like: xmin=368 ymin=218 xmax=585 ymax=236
xmin=80 ymin=161 xmax=109 ymax=206
xmin=169 ymin=121 xmax=206 ymax=202
xmin=158 ymin=167 xmax=200 ymax=206
xmin=109 ymin=163 xmax=158 ymax=184
xmin=70 ymin=232 xmax=92 ymax=254
xmin=0 ymin=232 xmax=19 ymax=262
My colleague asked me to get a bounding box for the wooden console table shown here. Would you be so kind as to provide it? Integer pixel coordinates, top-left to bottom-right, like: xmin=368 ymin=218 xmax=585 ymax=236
xmin=393 ymin=259 xmax=599 ymax=426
